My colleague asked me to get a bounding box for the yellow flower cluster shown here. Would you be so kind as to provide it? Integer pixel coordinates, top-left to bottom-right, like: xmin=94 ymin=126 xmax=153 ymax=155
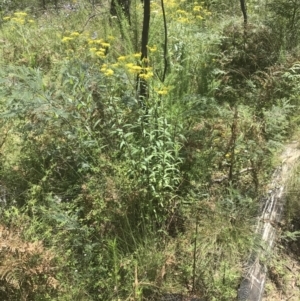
xmin=61 ymin=32 xmax=111 ymax=60
xmin=2 ymin=11 xmax=35 ymax=25
xmin=59 ymin=28 xmax=159 ymax=82
xmin=97 ymin=50 xmax=156 ymax=80
xmin=14 ymin=12 xmax=27 ymax=17
xmin=116 ymin=54 xmax=154 ymax=80
xmin=90 ymin=47 xmax=107 ymax=58
xmin=117 ymin=53 xmax=141 ymax=62
xmin=62 ymin=36 xmax=74 ymax=43
xmin=117 ymin=56 xmax=127 ymax=62
xmin=155 ymin=85 xmax=172 ymax=96
xmin=192 ymin=4 xmax=211 ymax=17
xmin=163 ymin=0 xmax=177 ymax=8
xmin=88 ymin=38 xmax=110 ymax=47
xmin=153 ymin=0 xmax=211 ymax=24
xmin=139 ymin=70 xmax=154 ymax=80
xmin=87 ymin=38 xmax=110 ymax=58
xmin=61 ymin=31 xmax=82 ymax=43
xmin=147 ymin=45 xmax=157 ymax=53
xmin=126 ymin=63 xmax=142 ymax=73
xmin=70 ymin=31 xmax=80 ymax=37
xmin=193 ymin=5 xmax=202 ymax=12
xmin=100 ymin=64 xmax=114 ymax=77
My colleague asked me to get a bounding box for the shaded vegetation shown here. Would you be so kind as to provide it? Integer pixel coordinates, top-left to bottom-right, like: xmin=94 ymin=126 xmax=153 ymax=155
xmin=0 ymin=0 xmax=300 ymax=300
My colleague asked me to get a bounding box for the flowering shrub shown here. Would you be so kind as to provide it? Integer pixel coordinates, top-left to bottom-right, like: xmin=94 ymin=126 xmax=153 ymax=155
xmin=151 ymin=0 xmax=211 ymax=24
xmin=3 ymin=11 xmax=34 ymax=25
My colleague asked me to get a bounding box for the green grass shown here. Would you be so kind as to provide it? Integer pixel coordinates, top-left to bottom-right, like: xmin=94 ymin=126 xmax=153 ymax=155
xmin=0 ymin=0 xmax=300 ymax=300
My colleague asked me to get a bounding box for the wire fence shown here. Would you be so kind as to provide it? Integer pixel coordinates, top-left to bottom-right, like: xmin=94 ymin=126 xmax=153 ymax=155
xmin=238 ymin=143 xmax=300 ymax=301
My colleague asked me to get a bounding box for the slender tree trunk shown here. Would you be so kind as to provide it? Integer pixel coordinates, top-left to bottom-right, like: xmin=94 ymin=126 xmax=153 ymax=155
xmin=240 ymin=0 xmax=247 ymax=24
xmin=41 ymin=0 xmax=46 ymax=10
xmin=161 ymin=0 xmax=168 ymax=82
xmin=137 ymin=0 xmax=150 ymax=102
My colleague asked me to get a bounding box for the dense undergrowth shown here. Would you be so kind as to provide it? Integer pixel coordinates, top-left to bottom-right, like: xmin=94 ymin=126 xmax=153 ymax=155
xmin=0 ymin=0 xmax=300 ymax=300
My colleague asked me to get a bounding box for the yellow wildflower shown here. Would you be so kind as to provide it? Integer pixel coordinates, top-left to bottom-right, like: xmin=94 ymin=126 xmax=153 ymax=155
xmin=3 ymin=16 xmax=11 ymax=21
xmin=139 ymin=72 xmax=153 ymax=80
xmin=100 ymin=64 xmax=109 ymax=72
xmin=157 ymin=90 xmax=168 ymax=95
xmin=133 ymin=52 xmax=141 ymax=58
xmin=28 ymin=19 xmax=35 ymax=23
xmin=107 ymin=35 xmax=115 ymax=41
xmin=178 ymin=17 xmax=189 ymax=23
xmin=176 ymin=9 xmax=187 ymax=14
xmin=11 ymin=17 xmax=25 ymax=24
xmin=70 ymin=31 xmax=80 ymax=37
xmin=101 ymin=42 xmax=110 ymax=48
xmin=104 ymin=69 xmax=114 ymax=76
xmin=94 ymin=39 xmax=104 ymax=44
xmin=129 ymin=65 xmax=142 ymax=73
xmin=155 ymin=85 xmax=171 ymax=95
xmin=14 ymin=12 xmax=27 ymax=17
xmin=125 ymin=63 xmax=134 ymax=69
xmin=117 ymin=56 xmax=127 ymax=61
xmin=96 ymin=51 xmax=105 ymax=58
xmin=89 ymin=47 xmax=97 ymax=52
xmin=147 ymin=45 xmax=157 ymax=52
xmin=62 ymin=37 xmax=74 ymax=43
xmin=147 ymin=71 xmax=154 ymax=78
xmin=142 ymin=57 xmax=150 ymax=63
xmin=193 ymin=5 xmax=202 ymax=12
